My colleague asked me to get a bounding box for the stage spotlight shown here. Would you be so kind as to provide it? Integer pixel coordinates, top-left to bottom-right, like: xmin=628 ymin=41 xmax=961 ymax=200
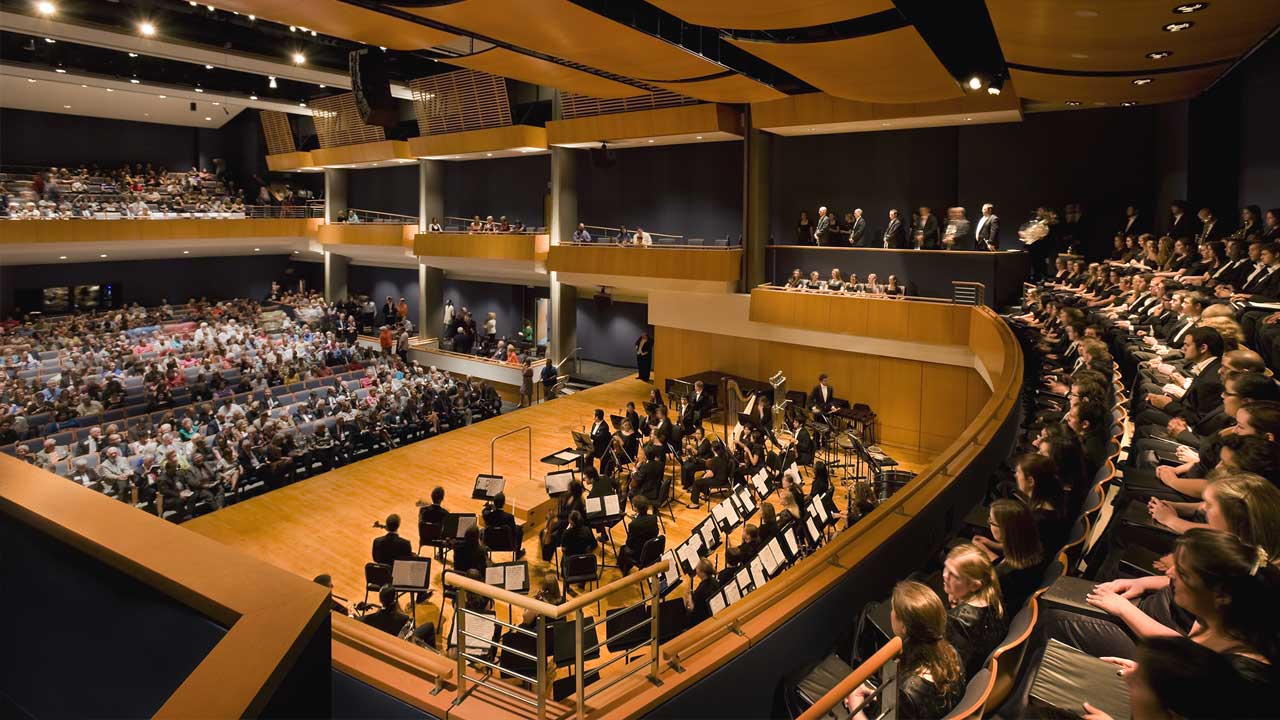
xmin=36 ymin=1 xmax=56 ymax=16
xmin=139 ymin=21 xmax=157 ymax=37
xmin=967 ymin=76 xmax=982 ymax=90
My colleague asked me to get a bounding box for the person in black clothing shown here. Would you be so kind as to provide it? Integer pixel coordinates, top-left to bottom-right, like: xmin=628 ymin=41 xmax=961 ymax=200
xmin=685 ymin=558 xmax=721 ymax=625
xmin=589 ymin=409 xmax=610 ymax=462
xmin=361 ymin=584 xmax=410 ymax=636
xmin=987 ymin=499 xmax=1046 ymax=614
xmin=844 ymin=581 xmax=964 ymax=720
xmin=941 ymin=544 xmax=1007 ymax=679
xmin=453 ymin=525 xmax=487 ymax=577
xmin=313 ymin=573 xmax=350 ymax=615
xmin=618 ymin=496 xmax=660 ymax=574
xmin=789 ymin=415 xmax=815 ymax=467
xmin=542 ymin=479 xmax=587 ymax=561
xmin=688 ymin=439 xmax=730 ymax=509
xmin=559 ymin=510 xmax=598 ymax=583
xmin=758 ymin=502 xmax=779 ymax=545
xmin=418 ymin=486 xmax=449 ymax=557
xmin=540 ymin=362 xmax=559 ymax=400
xmin=629 ymin=445 xmax=664 ymax=504
xmin=680 ymin=426 xmax=713 ymax=490
xmin=482 ymin=491 xmax=516 ymax=531
xmin=635 ymin=331 xmax=653 ymax=382
xmin=372 ymin=513 xmax=415 ymax=567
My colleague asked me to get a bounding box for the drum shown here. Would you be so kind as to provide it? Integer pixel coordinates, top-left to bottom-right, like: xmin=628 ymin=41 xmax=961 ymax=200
xmin=874 ymin=469 xmax=915 ymax=502
xmin=835 ymin=434 xmax=857 ymax=451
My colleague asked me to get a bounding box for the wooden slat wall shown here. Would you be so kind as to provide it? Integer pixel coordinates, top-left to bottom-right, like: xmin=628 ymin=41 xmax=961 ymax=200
xmin=309 ymin=93 xmax=387 ymax=149
xmin=559 ymin=88 xmax=699 ymax=120
xmin=409 ymin=69 xmax=513 ymax=136
xmin=259 ymin=111 xmax=297 ymax=155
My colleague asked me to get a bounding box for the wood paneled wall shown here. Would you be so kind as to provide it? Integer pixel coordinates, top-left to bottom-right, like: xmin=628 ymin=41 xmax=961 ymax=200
xmin=546 ymin=246 xmax=741 ymax=282
xmin=654 ymin=325 xmax=990 ymax=452
xmin=0 ymin=218 xmax=321 ymax=245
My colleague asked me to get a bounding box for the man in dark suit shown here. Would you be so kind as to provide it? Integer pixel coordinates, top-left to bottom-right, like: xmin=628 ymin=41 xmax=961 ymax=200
xmin=680 ymin=425 xmax=714 ymax=489
xmin=813 ymin=206 xmax=831 ymax=246
xmin=847 ymin=208 xmax=867 ymax=246
xmin=617 ymin=496 xmax=660 ymax=574
xmin=629 ymin=445 xmax=664 ymax=504
xmin=974 ymin=203 xmax=1000 ymax=250
xmin=809 ymin=373 xmax=836 ymax=414
xmin=942 ymin=207 xmax=974 ymax=250
xmin=418 ymin=486 xmax=449 ymax=527
xmin=913 ymin=206 xmax=940 ymax=249
xmin=1120 ymin=205 xmax=1143 ymax=238
xmin=361 ymin=585 xmax=411 ymax=636
xmin=882 ymin=209 xmax=906 ymax=249
xmin=589 ymin=409 xmax=610 ymax=460
xmin=1196 ymin=208 xmax=1225 ymax=244
xmin=1167 ymin=200 xmax=1197 ymax=241
xmin=689 ymin=380 xmax=714 ymax=419
xmin=1136 ymin=327 xmax=1224 ymax=431
xmin=482 ymin=491 xmax=517 ymax=532
xmin=372 ymin=513 xmax=415 ymax=567
xmin=76 ymin=426 xmax=104 ymax=458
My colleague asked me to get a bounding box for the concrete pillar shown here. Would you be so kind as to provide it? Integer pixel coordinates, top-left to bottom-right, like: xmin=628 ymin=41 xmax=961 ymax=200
xmin=418 ymin=159 xmax=444 ymax=232
xmin=549 ymin=273 xmax=578 ymax=366
xmin=743 ymin=107 xmax=771 ymax=291
xmin=418 ymin=263 xmax=443 ymax=342
xmin=323 ymin=251 xmax=348 ymax=303
xmin=324 ymin=168 xmax=348 ymax=223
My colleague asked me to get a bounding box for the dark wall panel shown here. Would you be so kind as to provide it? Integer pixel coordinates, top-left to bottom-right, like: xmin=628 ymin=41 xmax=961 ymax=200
xmin=575 ymin=298 xmax=647 ymax=367
xmin=770 ymin=128 xmax=959 ymax=246
xmin=444 ymin=156 xmax=549 ymax=228
xmin=1236 ymin=35 xmax=1280 ymax=208
xmin=347 ymin=165 xmax=419 ymax=218
xmin=958 ymin=107 xmax=1158 ymax=244
xmin=441 ymin=279 xmax=547 ymax=340
xmin=0 ymin=255 xmax=310 ymax=318
xmin=0 ymin=108 xmax=199 ymax=172
xmin=348 ymin=265 xmax=419 ymax=326
xmin=576 ymin=142 xmax=744 ymax=241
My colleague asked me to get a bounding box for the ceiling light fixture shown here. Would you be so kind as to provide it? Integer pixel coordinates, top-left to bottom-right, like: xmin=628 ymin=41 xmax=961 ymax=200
xmin=80 ymin=84 xmax=86 ymax=87
xmin=1133 ymin=77 xmax=1153 ymax=85
xmin=1065 ymin=100 xmax=1081 ymax=106
xmin=105 ymin=88 xmax=113 ymax=92
xmin=44 ymin=37 xmax=55 ymax=43
xmin=205 ymin=116 xmax=212 ymax=120
xmin=253 ymin=248 xmax=261 ymax=252
xmin=248 ymin=14 xmax=255 ymax=20
xmin=289 ymin=25 xmax=296 ymax=32
xmin=205 ymin=64 xmax=214 ymax=69
xmin=158 ymin=94 xmax=165 ymax=98
xmin=206 ymin=4 xmax=214 ymax=10
xmin=128 ymin=52 xmax=138 ymax=57
xmin=36 ymin=1 xmax=56 ymax=16
xmin=292 ymin=52 xmax=306 ymax=65
xmin=310 ymin=30 xmax=317 ymax=36
xmin=63 ymin=104 xmax=70 ymax=108
xmin=1146 ymin=50 xmax=1173 ymax=59
xmin=268 ymin=76 xmax=277 ymax=88
xmin=138 ymin=21 xmax=156 ymax=37
xmin=647 ymin=139 xmax=654 ymax=143
xmin=298 ymin=102 xmax=306 ymax=107
xmin=967 ymin=76 xmax=982 ymax=90
xmin=1163 ymin=21 xmax=1194 ymax=31
xmin=194 ymin=87 xmax=204 ymax=92
xmin=987 ymin=76 xmax=1005 ymax=95
xmin=26 ymin=78 xmax=35 ymax=82
xmin=249 ymin=94 xmax=258 ymax=100
xmin=696 ymin=135 xmax=703 ymax=139
xmin=55 ymin=68 xmax=66 ymax=73
xmin=183 ymin=250 xmax=190 ymax=254
xmin=318 ymin=84 xmax=326 ymax=88
xmin=100 ymin=254 xmax=108 ymax=258
xmin=486 ymin=153 xmax=493 ymax=157
xmin=130 ymin=78 xmax=141 ymax=84
xmin=212 ymin=101 xmax=220 ymax=105
xmin=189 ymin=1 xmax=197 ymax=5
xmin=1122 ymin=101 xmax=1138 ymax=106
xmin=59 ymin=255 xmax=67 ymax=259
xmin=1173 ymin=3 xmax=1207 ymax=13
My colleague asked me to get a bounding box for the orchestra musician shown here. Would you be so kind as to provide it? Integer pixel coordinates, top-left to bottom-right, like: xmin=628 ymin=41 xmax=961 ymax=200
xmin=785 ymin=269 xmax=804 ymax=288
xmin=588 ymin=409 xmax=610 ymax=461
xmin=680 ymin=425 xmax=714 ymax=490
xmin=809 ymin=373 xmax=838 ymax=415
xmin=689 ymin=380 xmax=714 ymax=420
xmin=623 ymin=401 xmax=642 ymax=438
xmin=735 ymin=427 xmax=767 ymax=485
xmin=688 ymin=439 xmax=731 ymax=509
xmin=787 ymin=414 xmax=815 ymax=467
xmin=827 ymin=268 xmax=846 ymax=292
xmin=600 ymin=434 xmax=630 ymax=478
xmin=676 ymin=395 xmax=701 ymax=437
xmin=651 ymin=405 xmax=675 ymax=460
xmin=628 ymin=445 xmax=664 ymax=504
xmin=805 ymin=270 xmax=824 ymax=289
xmin=618 ymin=419 xmax=641 ymax=464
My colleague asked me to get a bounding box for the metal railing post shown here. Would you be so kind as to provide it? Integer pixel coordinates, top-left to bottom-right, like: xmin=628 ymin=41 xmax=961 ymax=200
xmin=536 ymin=614 xmax=548 ymax=720
xmin=575 ymin=608 xmax=586 ymax=718
xmin=455 ymin=588 xmax=468 ymax=702
xmin=648 ymin=579 xmax=662 ymax=685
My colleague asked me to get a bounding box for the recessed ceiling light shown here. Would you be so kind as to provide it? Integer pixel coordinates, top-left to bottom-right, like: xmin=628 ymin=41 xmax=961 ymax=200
xmin=253 ymin=248 xmax=260 ymax=252
xmin=249 ymin=95 xmax=258 ymax=100
xmin=204 ymin=116 xmax=212 ymax=121
xmin=1070 ymin=52 xmax=1088 ymax=59
xmin=183 ymin=250 xmax=190 ymax=254
xmin=44 ymin=37 xmax=55 ymax=43
xmin=138 ymin=21 xmax=156 ymax=37
xmin=268 ymin=76 xmax=277 ymax=89
xmin=292 ymin=52 xmax=306 ymax=65
xmin=967 ymin=76 xmax=982 ymax=90
xmin=1133 ymin=77 xmax=1153 ymax=85
xmin=298 ymin=102 xmax=306 ymax=107
xmin=99 ymin=254 xmax=108 ymax=258
xmin=105 ymin=88 xmax=113 ymax=92
xmin=26 ymin=78 xmax=36 ymax=83
xmin=59 ymin=255 xmax=67 ymax=259
xmin=128 ymin=52 xmax=138 ymax=57
xmin=1163 ymin=21 xmax=1194 ymax=31
xmin=212 ymin=101 xmax=220 ymax=105
xmin=1173 ymin=3 xmax=1207 ymax=13
xmin=194 ymin=87 xmax=204 ymax=93
xmin=1065 ymin=100 xmax=1081 ymax=106
xmin=206 ymin=4 xmax=214 ymax=10
xmin=293 ymin=250 xmax=300 ymax=254
xmin=318 ymin=84 xmax=326 ymax=88
xmin=37 ymin=1 xmax=56 ymax=16
xmin=881 ymin=122 xmax=891 ymax=126
xmin=486 ymin=153 xmax=493 ymax=157
xmin=1146 ymin=50 xmax=1173 ymax=59
xmin=248 ymin=14 xmax=255 ymax=20
xmin=205 ymin=64 xmax=214 ymax=70
xmin=310 ymin=30 xmax=317 ymax=36
xmin=1121 ymin=101 xmax=1138 ymax=106
xmin=55 ymin=68 xmax=66 ymax=73
xmin=965 ymin=117 xmax=973 ymax=121
xmin=189 ymin=1 xmax=197 ymax=5
xmin=158 ymin=94 xmax=166 ymax=98
xmin=1074 ymin=9 xmax=1099 ymax=17
xmin=130 ymin=78 xmax=140 ymax=84
xmin=63 ymin=104 xmax=70 ymax=108
xmin=647 ymin=139 xmax=654 ymax=143
xmin=379 ymin=46 xmax=387 ymax=51
xmin=80 ymin=84 xmax=87 ymax=87
xmin=289 ymin=25 xmax=296 ymax=31
xmin=696 ymin=135 xmax=703 ymax=139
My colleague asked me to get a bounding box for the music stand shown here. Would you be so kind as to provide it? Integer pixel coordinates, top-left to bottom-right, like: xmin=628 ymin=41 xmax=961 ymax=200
xmin=442 ymin=513 xmax=478 ymax=541
xmin=472 ymin=473 xmax=504 ymax=501
xmin=391 ymin=558 xmax=432 ymax=629
xmin=609 ymin=414 xmax=625 ymax=432
xmin=571 ymin=431 xmax=593 ymax=455
xmin=544 ymin=469 xmax=574 ymax=497
xmin=694 ymin=516 xmax=721 ymax=552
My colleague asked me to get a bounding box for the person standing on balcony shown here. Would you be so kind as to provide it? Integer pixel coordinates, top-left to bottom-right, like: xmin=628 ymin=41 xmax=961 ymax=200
xmin=573 ymin=223 xmax=592 ymax=243
xmin=427 ymin=217 xmax=443 ymax=232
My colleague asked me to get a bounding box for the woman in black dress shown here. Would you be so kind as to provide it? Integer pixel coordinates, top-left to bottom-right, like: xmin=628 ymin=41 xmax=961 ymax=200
xmin=635 ymin=331 xmax=652 ymax=382
xmin=942 ymin=543 xmax=1007 ymax=678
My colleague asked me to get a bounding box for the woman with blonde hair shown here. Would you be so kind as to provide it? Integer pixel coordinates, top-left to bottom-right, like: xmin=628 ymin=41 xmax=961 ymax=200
xmin=943 ymin=543 xmax=1008 ymax=677
xmin=846 ymin=580 xmax=965 ymax=719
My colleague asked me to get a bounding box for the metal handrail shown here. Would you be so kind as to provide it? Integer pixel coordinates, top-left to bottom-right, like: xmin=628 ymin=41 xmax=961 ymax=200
xmin=797 ymin=636 xmax=903 ymax=720
xmin=345 ymin=208 xmax=419 ymax=224
xmin=5 ymin=204 xmax=323 ymax=219
xmin=490 ymin=425 xmax=532 ymax=484
xmin=439 ymin=215 xmax=544 ymax=233
xmin=576 ymin=222 xmax=683 ymax=240
xmin=554 ymin=240 xmax=739 ymax=250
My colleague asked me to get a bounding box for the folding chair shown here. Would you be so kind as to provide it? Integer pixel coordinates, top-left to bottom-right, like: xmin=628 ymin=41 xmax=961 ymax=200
xmin=363 ymin=562 xmax=392 ymax=607
xmin=985 ymin=598 xmax=1038 ymax=713
xmin=563 ymin=554 xmax=601 ymax=613
xmin=483 ymin=524 xmax=523 ymax=563
xmin=941 ymin=666 xmax=995 ymax=720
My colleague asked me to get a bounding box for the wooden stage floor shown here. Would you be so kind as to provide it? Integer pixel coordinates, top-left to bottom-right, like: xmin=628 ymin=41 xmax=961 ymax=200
xmin=185 ymin=376 xmax=933 ymax=637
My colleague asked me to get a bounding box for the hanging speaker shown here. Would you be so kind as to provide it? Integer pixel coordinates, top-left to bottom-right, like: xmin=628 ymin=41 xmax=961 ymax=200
xmin=349 ymin=48 xmax=398 ymax=129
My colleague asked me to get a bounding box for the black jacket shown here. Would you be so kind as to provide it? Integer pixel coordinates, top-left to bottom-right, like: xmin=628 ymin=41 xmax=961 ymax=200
xmin=372 ymin=532 xmax=414 ymax=567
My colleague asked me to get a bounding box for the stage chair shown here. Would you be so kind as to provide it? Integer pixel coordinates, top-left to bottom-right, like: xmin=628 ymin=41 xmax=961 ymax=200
xmin=418 ymin=520 xmax=449 ymax=562
xmin=985 ymin=597 xmax=1038 ymax=714
xmin=363 ymin=562 xmax=392 ymax=607
xmin=636 ymin=535 xmax=666 ymax=570
xmin=1060 ymin=517 xmax=1090 ymax=574
xmin=941 ymin=665 xmax=994 ymax=720
xmin=482 ymin=524 xmax=523 ymax=563
xmin=563 ymin=554 xmax=601 ymax=613
xmin=655 ymin=476 xmax=679 ymax=533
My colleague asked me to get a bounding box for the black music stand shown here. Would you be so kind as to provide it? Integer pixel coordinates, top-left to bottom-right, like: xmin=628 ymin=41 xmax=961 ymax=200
xmin=442 ymin=513 xmax=478 ymax=542
xmin=544 ymin=469 xmax=574 ymax=497
xmin=472 ymin=473 xmax=505 ymax=501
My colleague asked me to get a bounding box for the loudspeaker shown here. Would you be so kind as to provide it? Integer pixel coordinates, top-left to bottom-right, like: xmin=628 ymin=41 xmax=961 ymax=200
xmin=589 ymin=146 xmax=616 ymax=169
xmin=349 ymin=49 xmax=398 ymax=129
xmin=593 ymin=292 xmax=612 ymax=310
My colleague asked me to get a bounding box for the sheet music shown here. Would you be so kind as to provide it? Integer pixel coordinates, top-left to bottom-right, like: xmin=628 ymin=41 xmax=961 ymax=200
xmin=457 ymin=515 xmax=477 ymax=538
xmin=700 ymin=521 xmax=718 ymax=549
xmin=679 ymin=541 xmax=701 ymax=572
xmin=392 ymin=559 xmax=429 ymax=589
xmin=709 ymin=592 xmax=726 ymax=615
xmin=485 ymin=566 xmax=504 ymax=585
xmin=724 ymin=582 xmax=741 ymax=605
xmin=806 ymin=518 xmax=821 ymax=544
xmin=553 ymin=450 xmax=581 ymax=462
xmin=737 ymin=487 xmax=756 ymax=513
xmin=784 ymin=529 xmax=800 ymax=557
xmin=603 ymin=494 xmax=620 ymax=515
xmin=450 ymin=614 xmax=497 ymax=653
xmin=586 ymin=496 xmax=602 ymax=514
xmin=712 ymin=502 xmax=728 ymax=526
xmin=736 ymin=568 xmax=754 ymax=595
xmin=812 ymin=495 xmax=829 ymax=524
xmin=751 ymin=556 xmax=767 ymax=584
xmin=723 ymin=501 xmax=740 ymax=527
xmin=752 ymin=468 xmax=771 ymax=496
xmin=475 ymin=476 xmax=489 ymax=492
xmin=761 ymin=542 xmax=781 ymax=575
xmin=505 ymin=564 xmax=525 ymax=590
xmin=545 ymin=471 xmax=572 ymax=495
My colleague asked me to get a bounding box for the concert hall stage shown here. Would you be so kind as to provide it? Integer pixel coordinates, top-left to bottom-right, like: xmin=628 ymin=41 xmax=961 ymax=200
xmin=184 ymin=376 xmax=932 ymax=618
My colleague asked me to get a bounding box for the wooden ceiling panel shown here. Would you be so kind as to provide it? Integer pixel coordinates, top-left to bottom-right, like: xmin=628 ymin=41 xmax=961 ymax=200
xmin=212 ymin=0 xmax=456 ymax=50
xmin=1010 ymin=66 xmax=1228 ymax=106
xmin=650 ymin=74 xmax=787 ymax=103
xmin=402 ymin=0 xmax=726 ymax=82
xmin=444 ymin=48 xmax=648 ymax=99
xmin=647 ymin=0 xmax=894 ymax=31
xmin=989 ymin=0 xmax=1280 ymax=72
xmin=730 ymin=27 xmax=963 ymax=103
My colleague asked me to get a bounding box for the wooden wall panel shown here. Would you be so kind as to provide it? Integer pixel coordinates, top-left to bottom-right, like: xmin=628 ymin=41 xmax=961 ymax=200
xmin=920 ymin=364 xmax=969 ymax=452
xmin=865 ymin=299 xmax=911 ymax=341
xmin=878 ymin=357 xmax=923 ymax=448
xmin=965 ymin=370 xmax=992 ymax=427
xmin=546 ymin=246 xmax=740 ymax=282
xmin=907 ymin=303 xmax=970 ymax=345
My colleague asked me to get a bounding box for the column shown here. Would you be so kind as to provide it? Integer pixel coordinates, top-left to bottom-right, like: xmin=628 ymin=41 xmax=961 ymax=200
xmin=417 ymin=159 xmax=446 ymax=341
xmin=323 ymin=250 xmax=348 ymax=303
xmin=742 ymin=106 xmax=771 ymax=291
xmin=549 ymin=275 xmax=577 ymax=367
xmin=324 ymin=168 xmax=348 ymax=223
xmin=548 ymin=94 xmax=579 ymax=364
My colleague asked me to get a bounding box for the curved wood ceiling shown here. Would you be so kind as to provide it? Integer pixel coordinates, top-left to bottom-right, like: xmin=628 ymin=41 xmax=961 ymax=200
xmin=445 ymin=48 xmax=648 ymax=100
xmin=729 ymin=27 xmax=963 ymax=104
xmin=650 ymin=74 xmax=787 ymax=103
xmin=1010 ymin=65 xmax=1229 ymax=107
xmin=211 ymin=0 xmax=456 ymax=50
xmin=646 ymin=0 xmax=894 ymax=31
